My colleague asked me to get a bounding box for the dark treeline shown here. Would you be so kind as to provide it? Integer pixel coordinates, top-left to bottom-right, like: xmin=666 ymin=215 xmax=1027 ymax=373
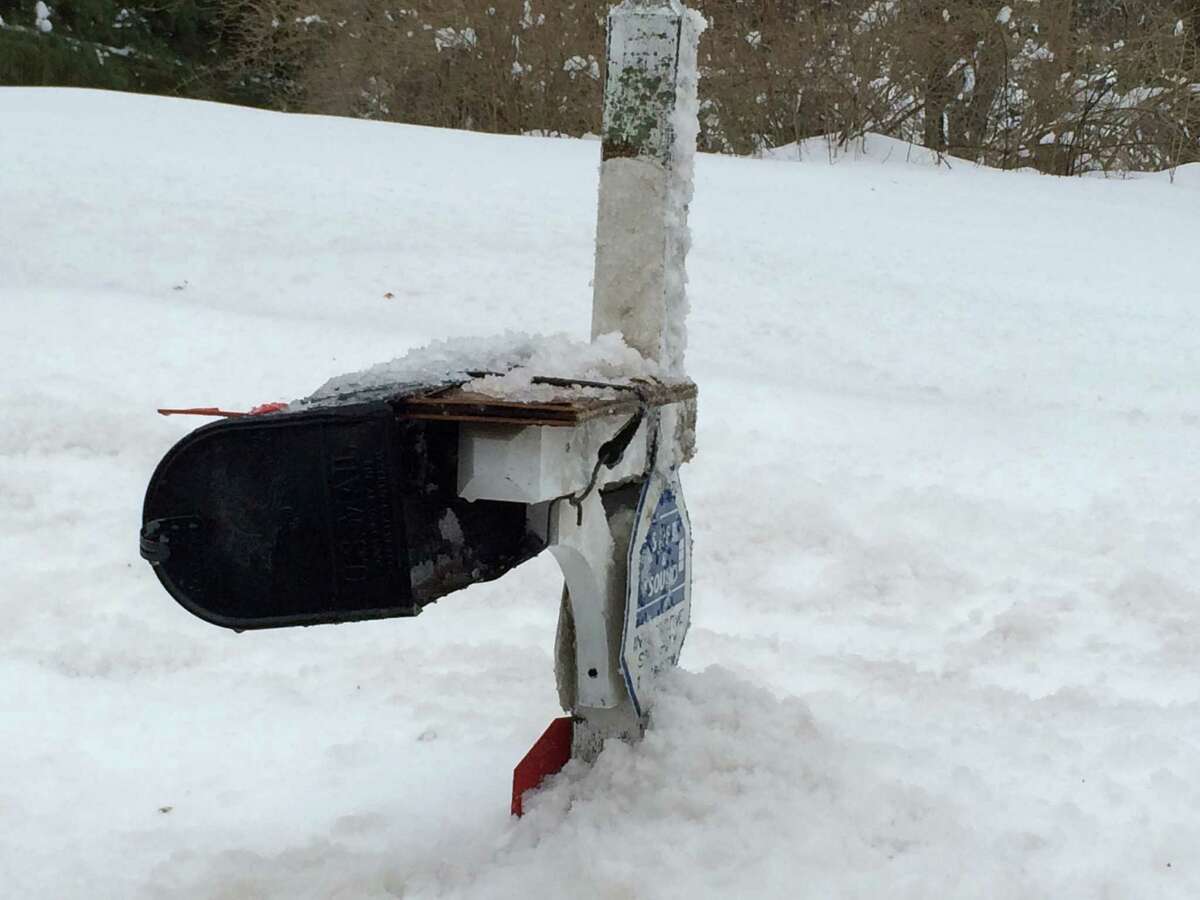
xmin=3 ymin=0 xmax=1198 ymax=173
xmin=1 ymin=1 xmax=234 ymax=99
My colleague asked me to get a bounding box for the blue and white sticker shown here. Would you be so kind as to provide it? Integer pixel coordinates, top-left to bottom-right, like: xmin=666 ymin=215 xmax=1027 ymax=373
xmin=620 ymin=469 xmax=692 ymax=716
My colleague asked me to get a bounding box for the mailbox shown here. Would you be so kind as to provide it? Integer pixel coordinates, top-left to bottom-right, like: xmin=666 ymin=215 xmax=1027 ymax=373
xmin=140 ymin=0 xmax=706 ymax=811
xmin=141 ymin=377 xmax=695 ymax=633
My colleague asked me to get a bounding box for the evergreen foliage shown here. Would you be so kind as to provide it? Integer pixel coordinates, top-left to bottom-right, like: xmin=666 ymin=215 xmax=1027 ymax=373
xmin=0 ymin=0 xmax=255 ymax=102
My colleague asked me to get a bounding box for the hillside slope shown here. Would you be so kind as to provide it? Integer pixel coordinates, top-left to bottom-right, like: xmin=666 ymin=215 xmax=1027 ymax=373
xmin=1 ymin=88 xmax=1198 ymax=899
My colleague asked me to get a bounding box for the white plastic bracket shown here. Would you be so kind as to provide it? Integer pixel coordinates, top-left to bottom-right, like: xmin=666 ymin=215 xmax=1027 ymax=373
xmin=545 ymin=491 xmax=626 ymax=710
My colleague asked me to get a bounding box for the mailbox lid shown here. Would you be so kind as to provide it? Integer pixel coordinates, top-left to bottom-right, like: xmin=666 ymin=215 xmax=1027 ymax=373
xmin=141 ymin=402 xmax=544 ymax=629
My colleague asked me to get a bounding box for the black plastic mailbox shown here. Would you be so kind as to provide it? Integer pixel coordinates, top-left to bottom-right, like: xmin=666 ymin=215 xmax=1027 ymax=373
xmin=140 ymin=395 xmax=545 ymax=630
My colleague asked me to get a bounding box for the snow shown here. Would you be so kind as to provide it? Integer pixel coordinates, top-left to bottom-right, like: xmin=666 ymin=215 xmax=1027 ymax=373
xmin=2 ymin=87 xmax=1199 ymax=899
xmin=562 ymin=55 xmax=601 ymax=80
xmin=304 ymin=330 xmax=659 ymax=405
xmin=34 ymin=0 xmax=51 ymax=32
xmin=434 ymin=26 xmax=477 ymax=53
xmin=438 ymin=510 xmax=465 ymax=546
xmin=665 ymin=7 xmax=706 ymax=375
xmin=959 ymin=63 xmax=976 ymax=96
xmin=763 ymin=132 xmax=950 ymax=165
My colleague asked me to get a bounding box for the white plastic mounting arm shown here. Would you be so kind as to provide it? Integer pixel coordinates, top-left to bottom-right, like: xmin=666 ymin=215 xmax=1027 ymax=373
xmin=545 ymin=491 xmax=625 ymax=710
xmin=455 ymin=412 xmax=654 ymax=756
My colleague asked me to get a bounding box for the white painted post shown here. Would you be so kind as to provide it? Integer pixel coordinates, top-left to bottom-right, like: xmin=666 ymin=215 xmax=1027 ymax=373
xmin=592 ymin=0 xmax=704 ymax=376
xmin=546 ymin=1 xmax=704 ymax=764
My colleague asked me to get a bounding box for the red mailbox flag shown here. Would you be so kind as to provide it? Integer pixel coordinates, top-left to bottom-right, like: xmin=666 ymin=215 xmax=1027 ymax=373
xmin=511 ymin=717 xmax=573 ymax=817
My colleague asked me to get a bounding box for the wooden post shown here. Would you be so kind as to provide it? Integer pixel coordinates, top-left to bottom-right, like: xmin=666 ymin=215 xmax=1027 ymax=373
xmin=592 ymin=0 xmax=704 ymax=376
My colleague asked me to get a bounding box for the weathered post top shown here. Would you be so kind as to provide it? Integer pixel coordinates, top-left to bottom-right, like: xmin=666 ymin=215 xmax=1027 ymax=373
xmin=592 ymin=0 xmax=705 ymax=375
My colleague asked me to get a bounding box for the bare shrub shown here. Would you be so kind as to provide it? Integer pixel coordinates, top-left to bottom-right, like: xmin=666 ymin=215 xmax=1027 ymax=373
xmin=217 ymin=0 xmax=1200 ymax=173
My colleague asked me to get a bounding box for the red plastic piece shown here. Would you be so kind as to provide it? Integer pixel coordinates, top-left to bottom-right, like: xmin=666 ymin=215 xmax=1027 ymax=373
xmin=249 ymin=402 xmax=289 ymax=416
xmin=511 ymin=717 xmax=573 ymax=817
xmin=157 ymin=402 xmax=287 ymax=419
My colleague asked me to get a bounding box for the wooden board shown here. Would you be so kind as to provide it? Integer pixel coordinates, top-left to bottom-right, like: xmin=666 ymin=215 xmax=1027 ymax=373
xmin=398 ymin=378 xmax=697 ymax=427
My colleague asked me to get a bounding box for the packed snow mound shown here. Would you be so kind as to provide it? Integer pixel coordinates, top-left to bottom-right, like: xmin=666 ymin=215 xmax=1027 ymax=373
xmin=305 ymin=331 xmax=661 ymax=406
xmin=764 ymin=131 xmax=1200 ymax=181
xmin=1162 ymin=160 xmax=1200 ymax=188
xmin=490 ymin=667 xmax=959 ymax=899
xmin=763 ymin=132 xmax=951 ymax=166
xmin=2 ymin=88 xmax=1199 ymax=899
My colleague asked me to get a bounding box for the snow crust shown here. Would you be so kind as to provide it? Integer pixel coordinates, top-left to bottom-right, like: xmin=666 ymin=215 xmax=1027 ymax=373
xmin=1 ymin=87 xmax=1199 ymax=899
xmin=763 ymin=131 xmax=954 ymax=165
xmin=304 ymin=330 xmax=659 ymax=405
xmin=663 ymin=8 xmax=707 ymax=376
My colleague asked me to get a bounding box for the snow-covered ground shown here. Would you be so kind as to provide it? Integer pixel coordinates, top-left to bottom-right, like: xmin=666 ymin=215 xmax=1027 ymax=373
xmin=2 ymin=88 xmax=1198 ymax=899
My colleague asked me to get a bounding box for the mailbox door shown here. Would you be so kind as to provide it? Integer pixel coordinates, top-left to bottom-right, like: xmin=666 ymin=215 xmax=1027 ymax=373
xmin=141 ymin=402 xmax=544 ymax=629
